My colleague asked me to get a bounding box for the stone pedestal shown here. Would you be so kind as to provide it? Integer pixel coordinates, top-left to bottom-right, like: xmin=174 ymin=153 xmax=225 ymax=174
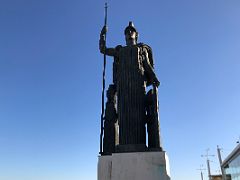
xmin=98 ymin=151 xmax=171 ymax=180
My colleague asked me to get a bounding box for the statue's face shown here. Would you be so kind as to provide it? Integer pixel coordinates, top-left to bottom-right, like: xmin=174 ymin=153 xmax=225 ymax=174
xmin=125 ymin=30 xmax=137 ymax=46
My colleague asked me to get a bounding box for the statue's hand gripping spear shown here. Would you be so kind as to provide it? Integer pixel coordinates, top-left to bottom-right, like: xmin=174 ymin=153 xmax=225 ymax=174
xmin=100 ymin=2 xmax=108 ymax=155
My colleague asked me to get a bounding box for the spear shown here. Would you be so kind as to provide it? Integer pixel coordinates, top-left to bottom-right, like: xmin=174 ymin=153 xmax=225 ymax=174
xmin=100 ymin=2 xmax=108 ymax=155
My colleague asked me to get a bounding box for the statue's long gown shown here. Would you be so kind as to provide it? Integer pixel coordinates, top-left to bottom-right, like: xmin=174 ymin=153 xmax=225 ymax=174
xmin=115 ymin=45 xmax=146 ymax=146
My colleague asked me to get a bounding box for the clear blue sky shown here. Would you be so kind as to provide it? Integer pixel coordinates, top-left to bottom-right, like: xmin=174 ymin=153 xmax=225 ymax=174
xmin=0 ymin=0 xmax=240 ymax=180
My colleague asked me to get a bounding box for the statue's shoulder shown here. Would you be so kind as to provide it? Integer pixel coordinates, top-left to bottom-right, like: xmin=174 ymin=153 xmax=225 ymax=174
xmin=115 ymin=45 xmax=123 ymax=51
xmin=137 ymin=43 xmax=152 ymax=52
xmin=113 ymin=45 xmax=122 ymax=61
xmin=137 ymin=43 xmax=154 ymax=67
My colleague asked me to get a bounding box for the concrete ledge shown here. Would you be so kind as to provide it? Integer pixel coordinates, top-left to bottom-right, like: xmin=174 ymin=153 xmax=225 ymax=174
xmin=98 ymin=151 xmax=171 ymax=180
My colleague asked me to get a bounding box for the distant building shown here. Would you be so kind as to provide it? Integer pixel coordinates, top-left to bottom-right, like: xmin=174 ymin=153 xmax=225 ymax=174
xmin=210 ymin=174 xmax=231 ymax=180
xmin=211 ymin=175 xmax=223 ymax=180
xmin=222 ymin=144 xmax=240 ymax=180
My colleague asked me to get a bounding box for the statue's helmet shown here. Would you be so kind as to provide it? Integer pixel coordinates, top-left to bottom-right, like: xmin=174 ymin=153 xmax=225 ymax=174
xmin=124 ymin=21 xmax=138 ymax=40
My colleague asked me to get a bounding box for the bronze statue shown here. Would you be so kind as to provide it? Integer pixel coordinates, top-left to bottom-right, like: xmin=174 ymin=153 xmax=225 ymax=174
xmin=99 ymin=22 xmax=162 ymax=154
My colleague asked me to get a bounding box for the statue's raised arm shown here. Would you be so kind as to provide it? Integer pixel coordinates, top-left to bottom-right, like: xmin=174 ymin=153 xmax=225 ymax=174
xmin=99 ymin=26 xmax=116 ymax=57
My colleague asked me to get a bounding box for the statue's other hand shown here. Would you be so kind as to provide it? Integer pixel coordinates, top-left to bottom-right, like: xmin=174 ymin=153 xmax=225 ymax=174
xmin=101 ymin=25 xmax=108 ymax=35
xmin=154 ymin=79 xmax=160 ymax=87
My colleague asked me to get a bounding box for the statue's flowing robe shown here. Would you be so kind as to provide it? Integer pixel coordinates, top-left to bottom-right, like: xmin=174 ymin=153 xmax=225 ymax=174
xmin=103 ymin=41 xmax=161 ymax=153
xmin=114 ymin=45 xmax=147 ymax=146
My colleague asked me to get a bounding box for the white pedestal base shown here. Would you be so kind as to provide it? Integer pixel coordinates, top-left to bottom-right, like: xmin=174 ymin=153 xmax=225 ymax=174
xmin=98 ymin=151 xmax=171 ymax=180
